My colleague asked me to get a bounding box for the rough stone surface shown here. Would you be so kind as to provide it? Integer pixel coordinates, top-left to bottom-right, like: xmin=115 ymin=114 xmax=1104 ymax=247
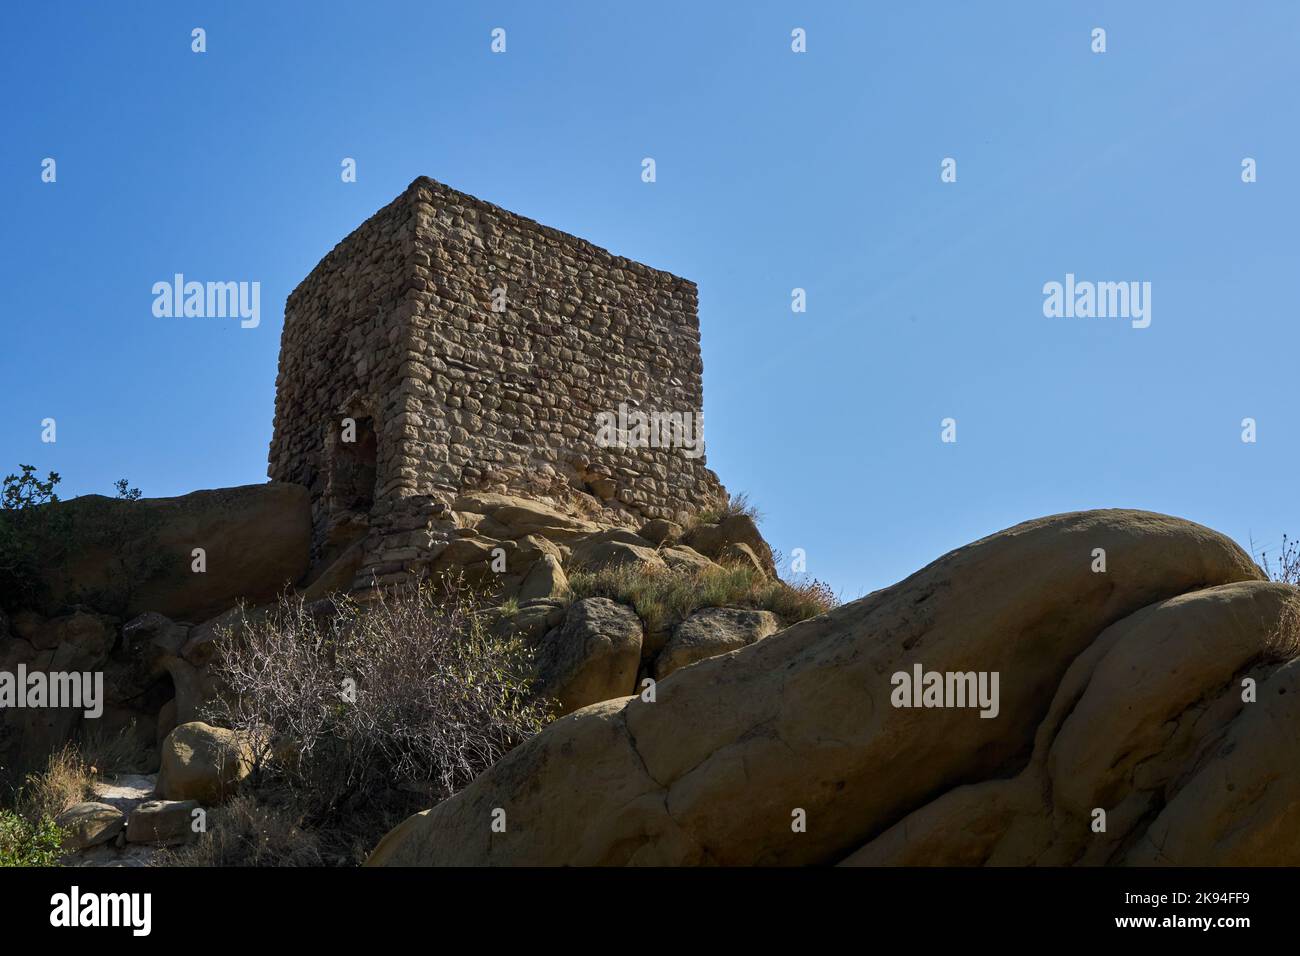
xmin=535 ymin=597 xmax=643 ymax=716
xmin=38 ymin=483 xmax=311 ymax=620
xmin=103 ymin=612 xmax=188 ymax=703
xmin=367 ymin=510 xmax=1268 ymax=866
xmin=1 ymin=612 xmax=116 ymax=767
xmin=637 ymin=519 xmax=682 ymax=547
xmin=569 ymin=535 xmax=667 ymax=574
xmin=684 ymin=514 xmax=776 ymax=576
xmin=266 ymin=177 xmax=728 ymax=589
xmin=656 ymin=607 xmax=780 ymax=679
xmin=89 ymin=774 xmax=158 ymax=814
xmin=157 ymin=722 xmax=252 ymax=804
xmin=56 ymin=802 xmax=126 ymax=850
xmin=659 ymin=545 xmax=715 ymax=573
xmin=841 ymin=579 xmax=1300 ymax=866
xmin=517 ymin=555 xmax=569 ymax=604
xmin=126 ymin=799 xmax=201 ymax=846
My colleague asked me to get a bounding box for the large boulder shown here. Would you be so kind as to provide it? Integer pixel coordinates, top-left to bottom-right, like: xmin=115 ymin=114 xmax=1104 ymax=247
xmin=534 ymin=598 xmax=643 ymax=716
xmin=569 ymin=531 xmax=667 ymax=574
xmin=1 ymin=612 xmax=116 ymax=767
xmin=39 ymin=483 xmax=310 ymax=621
xmin=368 ymin=510 xmax=1267 ymax=866
xmin=157 ymin=722 xmax=252 ymax=804
xmin=102 ymin=612 xmax=189 ymax=702
xmin=36 ymin=612 xmax=116 ymax=670
xmin=841 ymin=579 xmax=1300 ymax=866
xmin=56 ymin=802 xmax=126 ymax=850
xmin=683 ymin=514 xmax=776 ymax=577
xmin=452 ymin=492 xmax=598 ymax=542
xmin=517 ymin=555 xmax=569 ymax=604
xmin=637 ymin=519 xmax=683 ymax=547
xmin=126 ymin=799 xmax=200 ymax=846
xmin=656 ymin=607 xmax=780 ymax=679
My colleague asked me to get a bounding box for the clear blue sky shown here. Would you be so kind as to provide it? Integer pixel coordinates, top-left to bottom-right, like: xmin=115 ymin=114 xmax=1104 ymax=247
xmin=3 ymin=2 xmax=1298 ymax=600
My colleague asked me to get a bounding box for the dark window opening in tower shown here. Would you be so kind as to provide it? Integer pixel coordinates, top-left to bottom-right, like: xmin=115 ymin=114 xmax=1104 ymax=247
xmin=332 ymin=416 xmax=377 ymax=513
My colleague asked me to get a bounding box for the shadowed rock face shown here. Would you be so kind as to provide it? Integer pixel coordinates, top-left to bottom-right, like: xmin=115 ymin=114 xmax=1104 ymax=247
xmin=368 ymin=509 xmax=1287 ymax=866
xmin=39 ymin=483 xmax=311 ymax=621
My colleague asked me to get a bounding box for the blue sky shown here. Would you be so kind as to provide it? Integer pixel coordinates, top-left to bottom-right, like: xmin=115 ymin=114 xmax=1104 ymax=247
xmin=3 ymin=1 xmax=1298 ymax=600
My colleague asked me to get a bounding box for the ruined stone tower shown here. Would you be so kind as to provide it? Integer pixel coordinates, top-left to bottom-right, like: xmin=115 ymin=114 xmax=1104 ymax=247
xmin=268 ymin=177 xmax=726 ymax=587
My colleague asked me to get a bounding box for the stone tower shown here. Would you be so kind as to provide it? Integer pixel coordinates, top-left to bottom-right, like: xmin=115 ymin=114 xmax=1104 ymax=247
xmin=268 ymin=177 xmax=726 ymax=588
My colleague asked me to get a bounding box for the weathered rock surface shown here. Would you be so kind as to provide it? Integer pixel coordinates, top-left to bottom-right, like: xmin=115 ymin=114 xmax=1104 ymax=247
xmin=157 ymin=722 xmax=252 ymax=804
xmin=89 ymin=774 xmax=157 ymax=814
xmin=39 ymin=483 xmax=310 ymax=621
xmin=534 ymin=598 xmax=643 ymax=716
xmin=517 ymin=555 xmax=569 ymax=604
xmin=568 ymin=533 xmax=667 ymax=574
xmin=56 ymin=802 xmax=127 ymax=850
xmin=659 ymin=544 xmax=715 ymax=574
xmin=368 ymin=510 xmax=1272 ymax=866
xmin=656 ymin=607 xmax=780 ymax=679
xmin=126 ymin=799 xmax=201 ymax=846
xmin=638 ymin=518 xmax=683 ymax=547
xmin=453 ymin=493 xmax=598 ymax=542
xmin=684 ymin=514 xmax=776 ymax=577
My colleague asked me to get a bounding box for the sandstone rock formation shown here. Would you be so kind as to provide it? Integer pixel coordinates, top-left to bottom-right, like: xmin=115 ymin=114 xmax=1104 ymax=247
xmin=126 ymin=799 xmax=201 ymax=846
xmin=157 ymin=722 xmax=252 ymax=804
xmin=368 ymin=509 xmax=1294 ymax=866
xmin=655 ymin=607 xmax=779 ymax=679
xmin=534 ymin=598 xmax=644 ymax=716
xmin=37 ymin=483 xmax=310 ymax=621
xmin=55 ymin=802 xmax=126 ymax=850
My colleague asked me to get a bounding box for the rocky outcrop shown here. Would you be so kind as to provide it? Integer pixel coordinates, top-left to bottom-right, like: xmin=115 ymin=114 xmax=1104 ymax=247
xmin=683 ymin=514 xmax=776 ymax=577
xmin=0 ymin=611 xmax=117 ymax=768
xmin=55 ymin=802 xmax=127 ymax=850
xmin=37 ymin=483 xmax=310 ymax=621
xmin=841 ymin=579 xmax=1300 ymax=866
xmin=157 ymin=722 xmax=252 ymax=804
xmin=534 ymin=598 xmax=643 ymax=716
xmin=655 ymin=607 xmax=780 ymax=679
xmin=0 ymin=483 xmax=309 ymax=776
xmin=126 ymin=799 xmax=200 ymax=846
xmin=368 ymin=509 xmax=1280 ymax=866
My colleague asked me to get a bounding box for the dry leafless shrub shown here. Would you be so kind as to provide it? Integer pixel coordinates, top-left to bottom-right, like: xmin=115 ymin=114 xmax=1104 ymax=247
xmin=14 ymin=744 xmax=91 ymax=824
xmin=159 ymin=793 xmax=323 ymax=868
xmin=1259 ymin=534 xmax=1300 ymax=586
xmin=200 ymin=578 xmax=547 ymax=860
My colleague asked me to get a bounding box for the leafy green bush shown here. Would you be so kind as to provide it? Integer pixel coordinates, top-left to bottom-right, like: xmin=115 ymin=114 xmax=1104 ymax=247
xmin=0 ymin=465 xmax=67 ymax=610
xmin=0 ymin=810 xmax=63 ymax=867
xmin=0 ymin=466 xmax=159 ymax=615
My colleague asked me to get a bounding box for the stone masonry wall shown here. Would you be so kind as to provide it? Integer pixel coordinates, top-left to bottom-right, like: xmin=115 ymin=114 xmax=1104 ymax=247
xmin=269 ymin=176 xmax=726 ymax=586
xmin=267 ymin=187 xmax=416 ymax=567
